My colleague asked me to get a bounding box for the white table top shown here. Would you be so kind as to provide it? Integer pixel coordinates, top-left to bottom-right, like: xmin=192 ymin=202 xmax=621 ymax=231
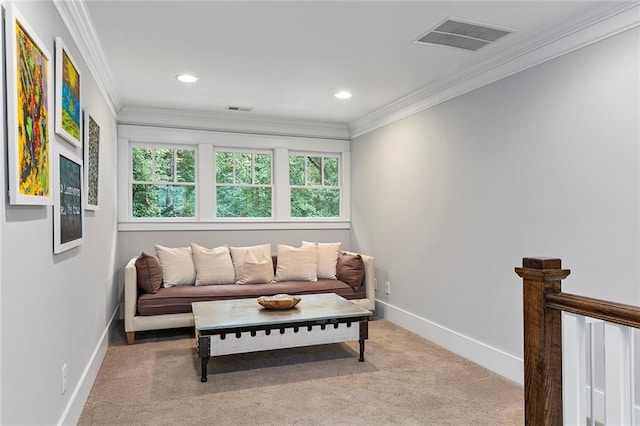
xmin=192 ymin=293 xmax=371 ymax=331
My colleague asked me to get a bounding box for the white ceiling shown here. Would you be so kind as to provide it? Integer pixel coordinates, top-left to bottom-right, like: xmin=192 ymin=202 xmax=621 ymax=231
xmin=82 ymin=1 xmax=630 ymax=127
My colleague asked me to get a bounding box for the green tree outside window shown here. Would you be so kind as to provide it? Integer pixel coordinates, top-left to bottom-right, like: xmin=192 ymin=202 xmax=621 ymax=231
xmin=215 ymin=151 xmax=272 ymax=218
xmin=131 ymin=147 xmax=196 ymax=218
xmin=289 ymin=155 xmax=340 ymax=218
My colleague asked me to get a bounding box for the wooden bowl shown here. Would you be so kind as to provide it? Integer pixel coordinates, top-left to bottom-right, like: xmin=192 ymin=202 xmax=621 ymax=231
xmin=257 ymin=294 xmax=301 ymax=310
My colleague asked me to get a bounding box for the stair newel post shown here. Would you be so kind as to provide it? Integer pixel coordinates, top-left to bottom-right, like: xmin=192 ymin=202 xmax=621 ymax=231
xmin=515 ymin=257 xmax=571 ymax=426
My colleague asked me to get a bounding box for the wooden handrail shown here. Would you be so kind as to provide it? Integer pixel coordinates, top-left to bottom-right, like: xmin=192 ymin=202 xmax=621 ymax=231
xmin=546 ymin=292 xmax=640 ymax=329
xmin=515 ymin=256 xmax=640 ymax=426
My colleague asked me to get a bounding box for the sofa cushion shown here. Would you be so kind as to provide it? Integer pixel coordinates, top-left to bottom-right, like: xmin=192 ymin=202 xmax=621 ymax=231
xmin=275 ymin=244 xmax=318 ymax=282
xmin=135 ymin=252 xmax=163 ymax=294
xmin=137 ymin=279 xmax=365 ymax=315
xmin=302 ymin=241 xmax=341 ymax=279
xmin=230 ymin=244 xmax=271 ymax=281
xmin=191 ymin=243 xmax=235 ymax=286
xmin=336 ymin=253 xmax=365 ymax=290
xmin=154 ymin=245 xmax=196 ymax=287
xmin=236 ymin=251 xmax=274 ymax=284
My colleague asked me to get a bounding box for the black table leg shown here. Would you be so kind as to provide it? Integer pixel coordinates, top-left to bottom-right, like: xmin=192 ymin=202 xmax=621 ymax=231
xmin=359 ymin=320 xmax=369 ymax=362
xmin=200 ymin=357 xmax=209 ymax=382
xmin=198 ymin=335 xmax=211 ymax=382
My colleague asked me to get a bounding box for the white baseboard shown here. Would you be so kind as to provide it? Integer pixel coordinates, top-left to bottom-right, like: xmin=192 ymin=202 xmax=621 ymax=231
xmin=57 ymin=306 xmax=119 ymax=426
xmin=375 ymin=299 xmax=524 ymax=385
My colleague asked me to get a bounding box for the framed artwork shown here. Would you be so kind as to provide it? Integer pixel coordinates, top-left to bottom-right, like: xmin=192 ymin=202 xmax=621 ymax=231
xmin=84 ymin=112 xmax=100 ymax=210
xmin=55 ymin=37 xmax=82 ymax=147
xmin=5 ymin=4 xmax=53 ymax=205
xmin=54 ymin=145 xmax=84 ymax=253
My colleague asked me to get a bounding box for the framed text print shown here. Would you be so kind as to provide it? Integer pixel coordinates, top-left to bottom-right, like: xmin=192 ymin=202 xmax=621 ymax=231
xmin=84 ymin=112 xmax=100 ymax=210
xmin=5 ymin=4 xmax=53 ymax=205
xmin=54 ymin=145 xmax=84 ymax=253
xmin=55 ymin=37 xmax=82 ymax=147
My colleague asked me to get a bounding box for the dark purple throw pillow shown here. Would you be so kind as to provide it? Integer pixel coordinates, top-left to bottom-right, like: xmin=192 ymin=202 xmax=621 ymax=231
xmin=135 ymin=252 xmax=163 ymax=294
xmin=336 ymin=253 xmax=365 ymax=290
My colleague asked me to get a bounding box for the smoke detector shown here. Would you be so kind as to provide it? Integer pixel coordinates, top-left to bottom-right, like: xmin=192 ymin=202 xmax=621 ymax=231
xmin=416 ymin=18 xmax=513 ymax=52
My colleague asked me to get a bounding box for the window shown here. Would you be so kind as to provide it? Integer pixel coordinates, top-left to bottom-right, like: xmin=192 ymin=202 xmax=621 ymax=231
xmin=289 ymin=155 xmax=340 ymax=218
xmin=119 ymin=125 xmax=350 ymax=229
xmin=131 ymin=146 xmax=196 ymax=218
xmin=215 ymin=151 xmax=272 ymax=218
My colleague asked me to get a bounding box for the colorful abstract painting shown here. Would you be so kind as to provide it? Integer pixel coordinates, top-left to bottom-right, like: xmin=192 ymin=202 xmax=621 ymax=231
xmin=16 ymin=20 xmax=51 ymax=199
xmin=54 ymin=147 xmax=84 ymax=253
xmin=55 ymin=37 xmax=82 ymax=146
xmin=62 ymin=52 xmax=80 ymax=139
xmin=85 ymin=113 xmax=100 ymax=210
xmin=6 ymin=5 xmax=52 ymax=205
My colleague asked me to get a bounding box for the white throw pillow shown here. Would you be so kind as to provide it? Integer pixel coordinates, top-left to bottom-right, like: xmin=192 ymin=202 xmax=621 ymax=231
xmin=154 ymin=244 xmax=196 ymax=287
xmin=236 ymin=251 xmax=274 ymax=285
xmin=275 ymin=244 xmax=318 ymax=282
xmin=229 ymin=244 xmax=272 ymax=281
xmin=302 ymin=241 xmax=342 ymax=279
xmin=190 ymin=243 xmax=235 ymax=286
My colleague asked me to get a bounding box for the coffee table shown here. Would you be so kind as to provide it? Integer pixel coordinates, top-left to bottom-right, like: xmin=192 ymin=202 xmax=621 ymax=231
xmin=192 ymin=293 xmax=372 ymax=382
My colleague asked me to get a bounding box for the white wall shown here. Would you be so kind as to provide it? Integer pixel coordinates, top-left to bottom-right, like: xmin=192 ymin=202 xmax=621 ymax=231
xmin=350 ymin=27 xmax=639 ymax=382
xmin=0 ymin=2 xmax=119 ymax=424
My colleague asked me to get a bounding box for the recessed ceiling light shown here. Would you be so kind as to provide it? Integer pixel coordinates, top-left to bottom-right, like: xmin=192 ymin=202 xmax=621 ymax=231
xmin=176 ymin=74 xmax=198 ymax=83
xmin=334 ymin=91 xmax=352 ymax=99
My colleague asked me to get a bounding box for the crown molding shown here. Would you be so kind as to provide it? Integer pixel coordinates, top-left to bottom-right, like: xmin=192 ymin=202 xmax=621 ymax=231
xmin=349 ymin=2 xmax=640 ymax=139
xmin=54 ymin=0 xmax=349 ymax=140
xmin=58 ymin=0 xmax=638 ymax=140
xmin=118 ymin=105 xmax=351 ymax=140
xmin=53 ymin=0 xmax=121 ymax=117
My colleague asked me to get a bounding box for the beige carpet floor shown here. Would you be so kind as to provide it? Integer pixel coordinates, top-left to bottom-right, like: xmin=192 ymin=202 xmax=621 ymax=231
xmin=79 ymin=319 xmax=524 ymax=425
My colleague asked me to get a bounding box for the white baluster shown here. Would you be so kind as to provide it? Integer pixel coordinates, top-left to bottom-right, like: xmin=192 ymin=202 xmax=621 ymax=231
xmin=632 ymin=329 xmax=637 ymax=426
xmin=563 ymin=312 xmax=587 ymax=426
xmin=604 ymin=322 xmax=633 ymax=425
xmin=587 ymin=320 xmax=596 ymax=426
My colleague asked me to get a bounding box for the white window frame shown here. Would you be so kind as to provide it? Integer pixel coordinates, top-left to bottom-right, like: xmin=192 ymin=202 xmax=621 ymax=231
xmin=129 ymin=142 xmax=198 ymax=221
xmin=214 ymin=148 xmax=274 ymax=220
xmin=117 ymin=124 xmax=350 ymax=231
xmin=288 ymin=152 xmax=342 ymax=220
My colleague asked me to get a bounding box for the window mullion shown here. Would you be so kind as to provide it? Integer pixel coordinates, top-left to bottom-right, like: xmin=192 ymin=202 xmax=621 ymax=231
xmin=341 ymin=151 xmax=349 ymax=221
xmin=274 ymin=147 xmax=289 ymax=221
xmin=199 ymin=144 xmax=214 ymax=220
xmin=232 ymin=152 xmax=237 ymax=184
xmin=151 ymin=148 xmax=156 ymax=182
xmin=173 ymin=149 xmax=177 ymax=183
xmin=251 ymin=153 xmax=255 ymax=184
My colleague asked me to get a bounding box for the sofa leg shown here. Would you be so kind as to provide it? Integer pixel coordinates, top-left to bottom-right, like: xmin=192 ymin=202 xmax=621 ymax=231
xmin=126 ymin=332 xmax=135 ymax=345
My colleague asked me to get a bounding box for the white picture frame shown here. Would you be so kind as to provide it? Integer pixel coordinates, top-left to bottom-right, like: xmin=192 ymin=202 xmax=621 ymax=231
xmin=54 ymin=144 xmax=84 ymax=253
xmin=55 ymin=36 xmax=82 ymax=147
xmin=5 ymin=3 xmax=54 ymax=205
xmin=84 ymin=111 xmax=100 ymax=210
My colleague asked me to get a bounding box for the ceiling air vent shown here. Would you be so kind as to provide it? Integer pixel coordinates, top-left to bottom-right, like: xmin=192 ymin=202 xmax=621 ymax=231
xmin=226 ymin=105 xmax=254 ymax=112
xmin=416 ymin=18 xmax=512 ymax=52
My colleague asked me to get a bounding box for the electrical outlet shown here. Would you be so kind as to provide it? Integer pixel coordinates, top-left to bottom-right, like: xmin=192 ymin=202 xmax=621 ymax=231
xmin=374 ymin=278 xmax=378 ymax=290
xmin=61 ymin=363 xmax=68 ymax=395
xmin=384 ymin=281 xmax=391 ymax=295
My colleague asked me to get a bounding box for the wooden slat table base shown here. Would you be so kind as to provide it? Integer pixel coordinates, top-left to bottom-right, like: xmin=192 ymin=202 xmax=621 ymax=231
xmin=197 ymin=318 xmax=369 ymax=382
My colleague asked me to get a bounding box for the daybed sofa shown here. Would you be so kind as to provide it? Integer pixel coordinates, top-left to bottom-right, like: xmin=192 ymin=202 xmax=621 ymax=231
xmin=124 ymin=243 xmax=375 ymax=344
